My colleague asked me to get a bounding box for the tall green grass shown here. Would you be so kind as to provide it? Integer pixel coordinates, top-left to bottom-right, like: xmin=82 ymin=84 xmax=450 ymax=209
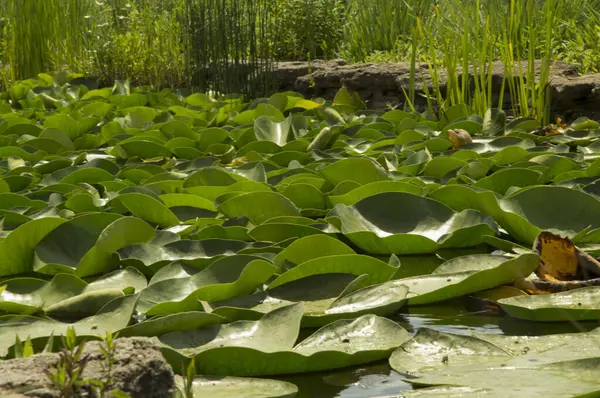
xmin=184 ymin=0 xmax=274 ymax=96
xmin=0 ymin=0 xmax=274 ymax=96
xmin=342 ymin=0 xmax=435 ymax=61
xmin=401 ymin=0 xmax=574 ymax=121
xmin=1 ymin=0 xmax=599 ymax=121
xmin=268 ymin=0 xmax=347 ymax=60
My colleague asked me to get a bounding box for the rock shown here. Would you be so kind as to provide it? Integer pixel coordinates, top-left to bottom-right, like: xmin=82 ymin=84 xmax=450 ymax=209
xmin=268 ymin=59 xmax=600 ymax=121
xmin=0 ymin=337 xmax=174 ymax=398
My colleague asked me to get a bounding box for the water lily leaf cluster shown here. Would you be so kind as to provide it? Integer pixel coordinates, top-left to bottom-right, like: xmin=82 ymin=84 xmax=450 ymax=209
xmin=2 ymin=76 xmax=600 ymax=395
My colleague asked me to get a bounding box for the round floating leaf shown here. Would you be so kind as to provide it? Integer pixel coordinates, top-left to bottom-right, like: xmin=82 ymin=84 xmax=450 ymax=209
xmin=268 ymin=254 xmax=397 ymax=289
xmin=248 ymin=223 xmax=327 ymax=242
xmin=327 ymin=192 xmax=496 ymax=254
xmin=254 ymin=115 xmax=292 ymax=146
xmin=112 ymin=193 xmax=180 ymax=228
xmin=473 ymin=168 xmax=543 ymax=195
xmin=139 ymin=256 xmax=277 ymax=316
xmin=218 ymin=192 xmax=301 ymax=225
xmin=328 ymin=181 xmax=424 ymax=206
xmin=210 ymin=273 xmax=362 ymax=325
xmin=0 ymin=274 xmax=87 ymax=314
xmin=273 ymin=234 xmax=355 ymax=270
xmin=390 ymin=328 xmax=600 ymax=397
xmin=178 ymin=376 xmax=298 ymax=398
xmin=160 ymin=303 xmax=411 ymax=376
xmin=76 ymin=217 xmax=156 ymax=277
xmin=320 ymin=157 xmax=389 ymax=186
xmin=0 ymin=217 xmax=67 ymax=277
xmin=33 ymin=213 xmax=121 ymax=273
xmin=0 ymin=293 xmax=139 ymax=356
xmin=119 ymin=312 xmax=226 ymax=338
xmin=498 ymin=286 xmax=600 ymax=321
xmin=398 ymin=253 xmax=539 ymax=305
xmin=499 ymin=186 xmax=600 ymax=244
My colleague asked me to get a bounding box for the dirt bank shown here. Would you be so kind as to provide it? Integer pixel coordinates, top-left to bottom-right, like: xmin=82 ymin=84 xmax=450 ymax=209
xmin=272 ymin=60 xmax=600 ymax=121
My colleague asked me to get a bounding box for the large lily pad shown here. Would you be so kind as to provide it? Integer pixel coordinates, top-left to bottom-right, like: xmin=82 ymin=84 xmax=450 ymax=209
xmin=174 ymin=376 xmax=298 ymax=398
xmin=209 ymin=273 xmax=408 ymax=326
xmin=159 ymin=303 xmax=411 ymax=376
xmin=498 ymin=286 xmax=600 ymax=321
xmin=137 ymin=255 xmax=277 ymax=315
xmin=326 ymin=192 xmax=496 ymax=254
xmin=390 ymin=328 xmax=600 ymax=397
xmin=397 ymin=253 xmax=539 ymax=305
xmin=0 ymin=294 xmax=139 ymax=356
xmin=0 ymin=267 xmax=146 ymax=316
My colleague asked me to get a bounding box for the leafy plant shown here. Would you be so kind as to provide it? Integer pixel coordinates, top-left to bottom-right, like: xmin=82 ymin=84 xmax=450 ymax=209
xmin=45 ymin=326 xmax=91 ymax=398
xmin=268 ymin=0 xmax=347 ymax=60
xmin=40 ymin=328 xmax=130 ymax=398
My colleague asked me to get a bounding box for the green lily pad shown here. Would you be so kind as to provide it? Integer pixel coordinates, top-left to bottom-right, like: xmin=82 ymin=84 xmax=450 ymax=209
xmin=0 ymin=294 xmax=139 ymax=356
xmin=174 ymin=376 xmax=298 ymax=398
xmin=210 ymin=272 xmax=408 ymax=327
xmin=397 ymin=253 xmax=539 ymax=305
xmin=160 ymin=303 xmax=411 ymax=376
xmin=390 ymin=328 xmax=600 ymax=397
xmin=138 ymin=255 xmax=277 ymax=315
xmin=326 ymin=192 xmax=496 ymax=254
xmin=498 ymin=286 xmax=600 ymax=321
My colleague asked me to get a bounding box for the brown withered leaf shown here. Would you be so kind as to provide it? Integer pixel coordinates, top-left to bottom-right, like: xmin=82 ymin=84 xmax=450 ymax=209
xmin=447 ymin=129 xmax=473 ymax=150
xmin=515 ymin=277 xmax=600 ymax=295
xmin=531 ymin=117 xmax=567 ymax=136
xmin=532 ymin=231 xmax=600 ymax=281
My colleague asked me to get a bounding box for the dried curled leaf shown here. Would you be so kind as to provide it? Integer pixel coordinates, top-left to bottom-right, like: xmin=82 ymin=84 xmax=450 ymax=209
xmin=533 ymin=231 xmax=581 ymax=281
xmin=516 ymin=277 xmax=600 ymax=295
xmin=447 ymin=129 xmax=473 ymax=149
xmin=533 ymin=231 xmax=600 ymax=281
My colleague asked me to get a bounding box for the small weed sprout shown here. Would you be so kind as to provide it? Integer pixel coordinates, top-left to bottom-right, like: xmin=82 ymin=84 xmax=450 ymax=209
xmin=13 ymin=335 xmax=34 ymax=358
xmin=38 ymin=328 xmax=130 ymax=398
xmin=45 ymin=326 xmax=91 ymax=398
xmin=177 ymin=359 xmax=196 ymax=398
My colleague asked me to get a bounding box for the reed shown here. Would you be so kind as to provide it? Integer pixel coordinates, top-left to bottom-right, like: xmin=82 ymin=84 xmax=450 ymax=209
xmin=183 ymin=0 xmax=274 ymax=96
xmin=1 ymin=0 xmax=599 ymax=121
xmin=1 ymin=0 xmax=275 ymax=96
xmin=342 ymin=0 xmax=435 ymax=61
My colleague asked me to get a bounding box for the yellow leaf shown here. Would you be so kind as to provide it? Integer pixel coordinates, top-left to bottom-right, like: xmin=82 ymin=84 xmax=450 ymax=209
xmin=532 ymin=231 xmax=600 ymax=281
xmin=294 ymin=99 xmax=321 ymax=110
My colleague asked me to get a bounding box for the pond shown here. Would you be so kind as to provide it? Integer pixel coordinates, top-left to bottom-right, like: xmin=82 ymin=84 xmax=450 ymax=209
xmin=281 ymin=299 xmax=600 ymax=397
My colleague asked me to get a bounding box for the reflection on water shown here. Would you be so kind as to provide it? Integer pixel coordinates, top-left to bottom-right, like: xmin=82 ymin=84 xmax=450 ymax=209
xmin=280 ymin=298 xmax=600 ymax=398
xmin=279 ymin=362 xmax=411 ymax=398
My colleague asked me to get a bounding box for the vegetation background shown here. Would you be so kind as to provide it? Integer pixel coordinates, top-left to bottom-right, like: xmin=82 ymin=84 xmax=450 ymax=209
xmin=1 ymin=0 xmax=600 ymax=120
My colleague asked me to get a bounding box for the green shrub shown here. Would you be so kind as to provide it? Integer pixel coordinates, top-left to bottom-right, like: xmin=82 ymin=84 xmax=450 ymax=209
xmin=268 ymin=0 xmax=347 ymax=60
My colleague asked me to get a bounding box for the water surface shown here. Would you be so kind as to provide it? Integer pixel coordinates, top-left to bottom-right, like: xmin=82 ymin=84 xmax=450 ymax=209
xmin=279 ymin=298 xmax=600 ymax=397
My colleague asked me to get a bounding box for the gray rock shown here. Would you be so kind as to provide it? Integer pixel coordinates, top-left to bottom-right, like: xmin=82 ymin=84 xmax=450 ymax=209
xmin=0 ymin=337 xmax=174 ymax=398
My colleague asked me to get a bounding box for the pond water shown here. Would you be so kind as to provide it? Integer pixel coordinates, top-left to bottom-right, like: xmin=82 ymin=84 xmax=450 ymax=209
xmin=279 ymin=299 xmax=600 ymax=398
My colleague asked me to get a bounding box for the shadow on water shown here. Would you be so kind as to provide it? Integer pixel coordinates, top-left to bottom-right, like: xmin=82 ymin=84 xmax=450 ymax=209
xmin=278 ymin=298 xmax=600 ymax=398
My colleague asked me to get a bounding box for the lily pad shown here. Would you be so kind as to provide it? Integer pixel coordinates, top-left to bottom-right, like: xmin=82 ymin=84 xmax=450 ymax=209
xmin=498 ymin=286 xmax=600 ymax=321
xmin=210 ymin=273 xmax=408 ymax=326
xmin=174 ymin=376 xmax=298 ymax=398
xmin=159 ymin=303 xmax=411 ymax=376
xmin=390 ymin=328 xmax=600 ymax=397
xmin=326 ymin=192 xmax=496 ymax=254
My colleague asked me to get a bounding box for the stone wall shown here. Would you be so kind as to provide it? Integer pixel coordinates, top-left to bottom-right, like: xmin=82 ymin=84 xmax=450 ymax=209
xmin=272 ymin=60 xmax=600 ymax=120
